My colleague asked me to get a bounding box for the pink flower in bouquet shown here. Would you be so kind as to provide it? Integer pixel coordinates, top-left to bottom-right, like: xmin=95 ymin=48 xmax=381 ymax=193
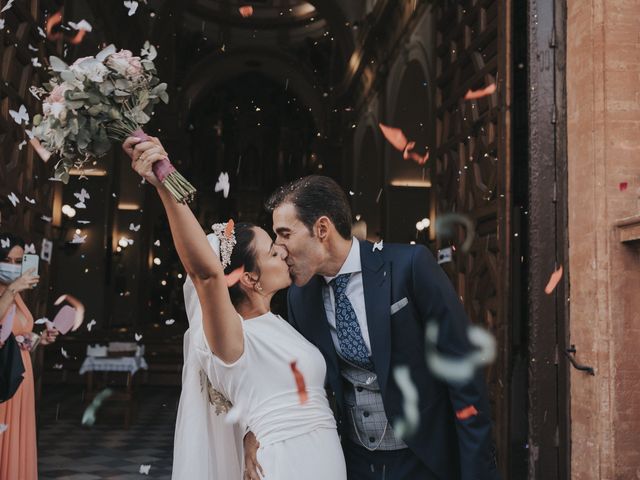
xmin=43 ymin=83 xmax=70 ymax=119
xmin=106 ymin=50 xmax=144 ymax=79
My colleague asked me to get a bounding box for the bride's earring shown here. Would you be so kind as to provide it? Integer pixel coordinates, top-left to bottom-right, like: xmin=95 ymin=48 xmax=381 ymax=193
xmin=256 ymin=283 xmax=263 ymax=292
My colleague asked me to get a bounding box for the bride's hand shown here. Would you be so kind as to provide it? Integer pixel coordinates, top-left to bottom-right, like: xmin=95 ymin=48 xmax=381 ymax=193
xmin=122 ymin=136 xmax=167 ymax=189
xmin=243 ymin=431 xmax=264 ymax=479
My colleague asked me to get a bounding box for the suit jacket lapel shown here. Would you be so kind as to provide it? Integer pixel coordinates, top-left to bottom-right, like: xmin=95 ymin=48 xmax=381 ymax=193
xmin=299 ymin=276 xmax=340 ymax=393
xmin=360 ymin=240 xmax=392 ymax=395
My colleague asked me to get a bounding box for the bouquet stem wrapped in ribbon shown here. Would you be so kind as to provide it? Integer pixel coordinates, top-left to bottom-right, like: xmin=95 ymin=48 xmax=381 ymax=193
xmin=31 ymin=43 xmax=196 ymax=203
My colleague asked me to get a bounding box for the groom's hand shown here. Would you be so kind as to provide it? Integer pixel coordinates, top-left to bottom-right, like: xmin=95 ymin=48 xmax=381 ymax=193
xmin=243 ymin=431 xmax=264 ymax=479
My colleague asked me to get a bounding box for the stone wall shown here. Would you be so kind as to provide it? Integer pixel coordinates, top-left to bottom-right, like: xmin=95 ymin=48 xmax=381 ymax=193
xmin=566 ymin=0 xmax=640 ymax=477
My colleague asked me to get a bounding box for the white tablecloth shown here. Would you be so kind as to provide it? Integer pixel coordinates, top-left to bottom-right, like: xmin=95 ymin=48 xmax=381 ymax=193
xmin=79 ymin=356 xmax=149 ymax=376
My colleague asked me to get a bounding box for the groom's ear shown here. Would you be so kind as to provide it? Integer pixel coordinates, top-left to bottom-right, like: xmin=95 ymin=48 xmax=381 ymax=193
xmin=315 ymin=216 xmax=331 ymax=241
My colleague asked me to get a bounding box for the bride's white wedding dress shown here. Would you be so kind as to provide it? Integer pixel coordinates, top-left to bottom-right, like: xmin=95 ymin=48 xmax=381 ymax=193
xmin=196 ymin=311 xmax=347 ymax=480
xmin=172 ymin=234 xmax=346 ymax=480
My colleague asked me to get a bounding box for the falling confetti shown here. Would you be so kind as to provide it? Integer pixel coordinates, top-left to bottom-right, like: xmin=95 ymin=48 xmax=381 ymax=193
xmin=9 ymin=105 xmax=29 ymax=125
xmin=46 ymin=10 xmax=63 ymax=41
xmin=25 ymin=196 xmax=36 ymax=204
xmin=41 ymin=215 xmax=52 ymax=223
xmin=619 ymin=182 xmax=628 ymax=192
xmin=71 ymin=233 xmax=87 ymax=244
xmin=290 ymin=361 xmax=308 ymax=404
xmin=392 ymin=366 xmax=420 ymax=439
xmin=455 ymin=404 xmax=479 ymax=420
xmin=154 ymin=240 xmax=160 ymax=247
xmin=129 ymin=223 xmax=141 ymax=232
xmin=67 ymin=19 xmax=93 ymax=32
xmin=141 ymin=41 xmax=157 ymax=61
xmin=435 ymin=213 xmax=475 ymax=253
xmin=81 ymin=388 xmax=114 ymax=426
xmin=87 ymin=319 xmax=96 ymax=331
xmin=135 ymin=333 xmax=143 ymax=342
xmin=1 ymin=0 xmax=14 ymax=13
xmin=165 ymin=319 xmax=175 ymax=326
xmin=31 ymin=57 xmax=42 ymax=67
xmin=425 ymin=321 xmax=496 ymax=385
xmin=372 ymin=240 xmax=384 ymax=252
xmin=378 ymin=123 xmax=428 ymax=165
xmin=0 ymin=238 xmax=9 ymax=249
xmin=239 ymin=5 xmax=254 ymax=17
xmin=74 ymin=188 xmax=90 ymax=203
xmin=139 ymin=464 xmax=151 ymax=475
xmin=464 ymin=83 xmax=497 ymax=100
xmin=7 ymin=192 xmax=20 ymax=207
xmin=24 ymin=243 xmax=36 ymax=254
xmin=215 ymin=172 xmax=230 ymax=198
xmin=61 ymin=347 xmax=69 ymax=359
xmin=123 ymin=1 xmax=139 ymax=16
xmin=544 ymin=265 xmax=563 ymax=294
xmin=0 ymin=424 xmax=7 ymax=434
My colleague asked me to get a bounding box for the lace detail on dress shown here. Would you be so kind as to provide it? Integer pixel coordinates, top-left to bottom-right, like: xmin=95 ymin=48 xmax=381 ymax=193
xmin=199 ymin=369 xmax=233 ymax=415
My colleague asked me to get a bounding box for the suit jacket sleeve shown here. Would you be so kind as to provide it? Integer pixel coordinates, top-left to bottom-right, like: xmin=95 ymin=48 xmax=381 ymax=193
xmin=410 ymin=245 xmax=498 ymax=480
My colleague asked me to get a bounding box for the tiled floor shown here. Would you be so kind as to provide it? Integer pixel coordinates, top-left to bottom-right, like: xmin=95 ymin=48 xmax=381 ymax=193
xmin=37 ymin=385 xmax=179 ymax=479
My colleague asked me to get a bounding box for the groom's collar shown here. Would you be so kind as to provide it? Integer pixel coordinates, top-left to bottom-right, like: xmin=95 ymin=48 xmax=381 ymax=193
xmin=322 ymin=238 xmax=361 ymax=284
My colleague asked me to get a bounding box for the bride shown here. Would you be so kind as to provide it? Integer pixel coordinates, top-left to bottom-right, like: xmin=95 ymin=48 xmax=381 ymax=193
xmin=123 ymin=136 xmax=347 ymax=480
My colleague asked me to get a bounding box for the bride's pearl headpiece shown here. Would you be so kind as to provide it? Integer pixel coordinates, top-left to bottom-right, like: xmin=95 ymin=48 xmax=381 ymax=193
xmin=210 ymin=220 xmax=236 ymax=269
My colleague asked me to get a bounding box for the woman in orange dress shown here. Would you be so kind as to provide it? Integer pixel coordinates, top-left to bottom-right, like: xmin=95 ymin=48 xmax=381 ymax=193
xmin=0 ymin=233 xmax=58 ymax=480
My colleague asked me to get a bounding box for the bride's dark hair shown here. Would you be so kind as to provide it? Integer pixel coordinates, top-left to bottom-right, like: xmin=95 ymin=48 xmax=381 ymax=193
xmin=224 ymin=223 xmax=261 ymax=307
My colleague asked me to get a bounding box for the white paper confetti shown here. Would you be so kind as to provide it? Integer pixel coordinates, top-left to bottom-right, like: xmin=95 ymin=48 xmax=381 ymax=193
xmin=135 ymin=333 xmax=143 ymax=342
xmin=87 ymin=319 xmax=96 ymax=331
xmin=0 ymin=424 xmax=7 ymax=434
xmin=28 ymin=44 xmax=38 ymax=52
xmin=61 ymin=347 xmax=69 ymax=359
xmin=82 ymin=388 xmax=113 ymax=426
xmin=71 ymin=233 xmax=87 ymax=244
xmin=9 ymin=105 xmax=29 ymax=125
xmin=68 ymin=19 xmax=93 ymax=32
xmin=154 ymin=240 xmax=160 ymax=247
xmin=123 ymin=0 xmax=139 ymax=16
xmin=129 ymin=223 xmax=141 ymax=232
xmin=31 ymin=57 xmax=42 ymax=67
xmin=25 ymin=196 xmax=36 ymax=204
xmin=165 ymin=319 xmax=175 ymax=325
xmin=392 ymin=366 xmax=420 ymax=439
xmin=139 ymin=464 xmax=151 ymax=475
xmin=0 ymin=19 xmax=5 ymax=30
xmin=35 ymin=318 xmax=49 ymax=325
xmin=214 ymin=172 xmax=230 ymax=198
xmin=77 ymin=220 xmax=91 ymax=224
xmin=1 ymin=0 xmax=14 ymax=13
xmin=18 ymin=140 xmax=27 ymax=150
xmin=40 ymin=215 xmax=52 ymax=222
xmin=74 ymin=188 xmax=90 ymax=203
xmin=372 ymin=240 xmax=384 ymax=252
xmin=7 ymin=192 xmax=20 ymax=207
xmin=24 ymin=243 xmax=36 ymax=254
xmin=141 ymin=40 xmax=157 ymax=60
xmin=1 ymin=238 xmax=10 ymax=248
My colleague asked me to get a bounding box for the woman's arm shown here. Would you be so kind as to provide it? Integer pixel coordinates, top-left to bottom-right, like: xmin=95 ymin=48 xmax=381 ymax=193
xmin=123 ymin=137 xmax=243 ymax=363
xmin=0 ymin=270 xmax=39 ymax=321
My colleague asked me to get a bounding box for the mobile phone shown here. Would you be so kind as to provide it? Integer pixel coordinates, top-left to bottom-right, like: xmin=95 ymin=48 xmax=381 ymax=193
xmin=21 ymin=254 xmax=39 ymax=277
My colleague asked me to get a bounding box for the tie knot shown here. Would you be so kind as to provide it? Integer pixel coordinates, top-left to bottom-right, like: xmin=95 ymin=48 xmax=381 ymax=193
xmin=330 ymin=273 xmax=351 ymax=295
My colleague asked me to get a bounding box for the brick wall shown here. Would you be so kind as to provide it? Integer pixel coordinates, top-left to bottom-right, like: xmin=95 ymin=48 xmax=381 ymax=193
xmin=566 ymin=0 xmax=640 ymax=478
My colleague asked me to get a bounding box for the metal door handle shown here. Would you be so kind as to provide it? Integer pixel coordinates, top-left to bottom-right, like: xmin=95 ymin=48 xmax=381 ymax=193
xmin=565 ymin=345 xmax=595 ymax=376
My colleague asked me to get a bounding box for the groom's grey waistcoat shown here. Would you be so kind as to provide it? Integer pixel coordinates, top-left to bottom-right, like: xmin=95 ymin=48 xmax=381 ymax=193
xmin=338 ymin=355 xmax=407 ymax=450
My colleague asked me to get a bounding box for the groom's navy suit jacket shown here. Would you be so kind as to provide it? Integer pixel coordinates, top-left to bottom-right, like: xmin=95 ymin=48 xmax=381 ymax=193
xmin=287 ymin=240 xmax=499 ymax=480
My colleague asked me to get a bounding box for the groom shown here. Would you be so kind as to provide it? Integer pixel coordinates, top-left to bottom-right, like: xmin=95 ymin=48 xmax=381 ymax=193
xmin=248 ymin=175 xmax=498 ymax=479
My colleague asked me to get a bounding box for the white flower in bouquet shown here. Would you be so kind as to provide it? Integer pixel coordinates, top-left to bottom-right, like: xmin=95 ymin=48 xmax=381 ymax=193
xmin=31 ymin=44 xmax=195 ymax=203
xmin=70 ymin=57 xmax=109 ymax=83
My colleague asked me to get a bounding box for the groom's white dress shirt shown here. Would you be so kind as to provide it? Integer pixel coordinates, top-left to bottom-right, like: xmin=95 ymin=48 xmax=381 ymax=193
xmin=322 ymin=238 xmax=372 ymax=355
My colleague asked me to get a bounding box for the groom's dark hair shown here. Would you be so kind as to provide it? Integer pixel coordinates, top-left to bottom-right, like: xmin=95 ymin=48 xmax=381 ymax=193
xmin=266 ymin=175 xmax=352 ymax=240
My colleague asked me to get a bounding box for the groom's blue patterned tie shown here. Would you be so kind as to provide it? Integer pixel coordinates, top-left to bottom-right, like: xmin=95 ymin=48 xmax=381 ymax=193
xmin=330 ymin=274 xmax=374 ymax=370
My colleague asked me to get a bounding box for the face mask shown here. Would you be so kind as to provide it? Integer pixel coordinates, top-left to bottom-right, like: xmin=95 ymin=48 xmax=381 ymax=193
xmin=0 ymin=262 xmax=21 ymax=285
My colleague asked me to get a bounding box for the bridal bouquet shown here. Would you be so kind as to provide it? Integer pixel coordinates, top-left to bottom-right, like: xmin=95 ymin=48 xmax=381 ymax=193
xmin=31 ymin=43 xmax=196 ymax=203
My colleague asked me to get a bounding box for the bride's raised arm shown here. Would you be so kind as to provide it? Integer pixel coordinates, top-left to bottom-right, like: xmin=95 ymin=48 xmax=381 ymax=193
xmin=122 ymin=136 xmax=243 ymax=363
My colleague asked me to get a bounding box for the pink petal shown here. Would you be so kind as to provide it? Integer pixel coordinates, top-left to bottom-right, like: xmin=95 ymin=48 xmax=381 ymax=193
xmin=379 ymin=123 xmax=408 ymax=152
xmin=544 ymin=265 xmax=563 ymax=295
xmin=464 ymin=83 xmax=497 ymax=100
